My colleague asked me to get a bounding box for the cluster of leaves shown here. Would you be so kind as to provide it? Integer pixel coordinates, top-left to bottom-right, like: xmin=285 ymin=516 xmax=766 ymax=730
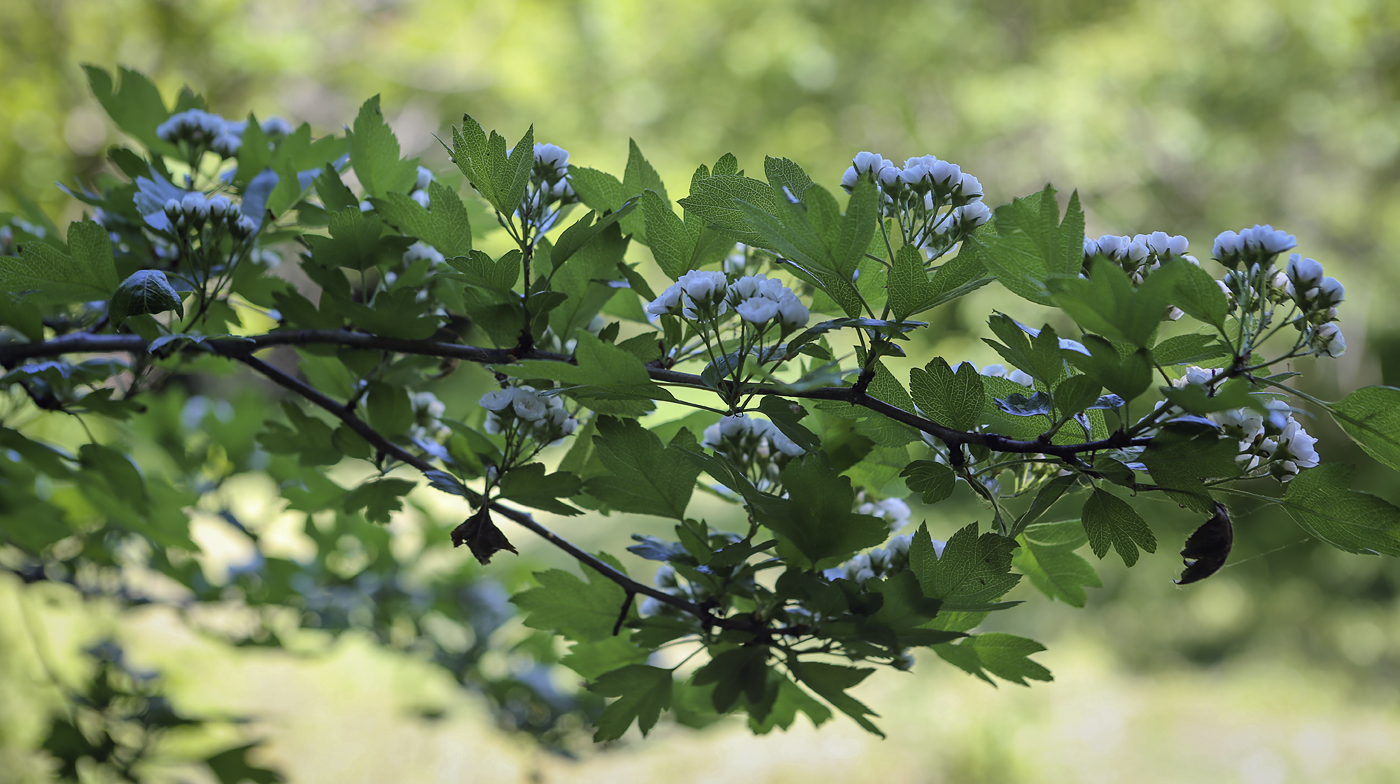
xmin=3 ymin=67 xmax=1400 ymax=747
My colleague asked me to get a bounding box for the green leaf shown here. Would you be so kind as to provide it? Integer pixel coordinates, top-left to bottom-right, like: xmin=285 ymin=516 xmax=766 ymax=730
xmin=1014 ymin=520 xmax=1102 ymax=607
xmin=756 ymin=454 xmax=890 ymax=568
xmin=549 ymin=202 xmax=635 ymax=271
xmin=499 ymin=463 xmax=584 ymax=516
xmin=789 ymin=661 xmax=883 ymax=737
xmin=1330 ymin=386 xmax=1400 ymax=473
xmin=933 ymin=633 xmax=1053 ymax=686
xmin=304 ymin=207 xmax=414 ymax=272
xmin=1068 ymin=334 xmax=1153 ymax=401
xmin=448 ymin=114 xmax=495 ymax=204
xmin=909 ymin=357 xmax=984 ymax=432
xmin=1141 ymin=424 xmax=1242 ymax=512
xmin=677 ymin=175 xmax=777 ymax=247
xmin=512 ymin=552 xmax=634 ymax=643
xmin=205 ymin=743 xmax=284 ymax=784
xmin=1153 ymin=332 xmax=1231 ymax=366
xmin=589 ymin=665 xmax=674 ymax=741
xmin=1080 ymin=488 xmax=1157 ymax=567
xmin=109 ymin=270 xmax=183 ymax=327
xmin=764 ymin=156 xmax=813 ymax=202
xmin=370 ymin=182 xmax=473 ymax=257
xmin=833 ymin=178 xmax=879 ymax=278
xmin=1053 ymin=375 xmax=1101 ymax=419
xmin=900 ymin=460 xmax=957 ymax=504
xmin=1283 ymin=464 xmax=1400 ymax=556
xmin=585 ymin=418 xmax=698 ymax=519
xmin=909 ymin=522 xmax=1021 ymax=610
xmin=1 ymin=220 xmax=119 ymax=304
xmin=1161 ymin=376 xmax=1268 ymax=416
xmin=620 ymin=140 xmax=667 ymax=240
xmin=975 ymin=187 xmax=1059 ymax=305
xmin=341 ymin=477 xmax=416 ymax=524
xmin=347 ymin=96 xmax=418 ymax=198
xmin=365 ymin=381 xmax=413 ymax=435
xmin=445 ymin=249 xmax=521 ymax=294
xmin=82 ymin=66 xmax=170 ymax=153
xmin=561 ymin=637 xmax=650 ymax=679
xmin=1171 ymin=259 xmax=1231 ymax=329
xmin=640 ymin=189 xmax=696 ymax=279
xmin=886 ymin=243 xmax=938 ymax=321
xmin=569 ymin=166 xmax=626 ymax=213
xmin=500 ymin=332 xmax=674 ymax=415
xmin=496 ymin=125 xmax=535 ymax=218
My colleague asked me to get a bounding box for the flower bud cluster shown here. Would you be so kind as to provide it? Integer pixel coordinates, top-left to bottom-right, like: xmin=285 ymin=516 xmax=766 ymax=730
xmin=702 ymin=414 xmax=805 ymax=491
xmin=1170 ymin=368 xmax=1320 ymax=482
xmin=840 ymin=151 xmax=988 ymax=252
xmin=646 ymin=270 xmax=731 ymax=321
xmin=157 ymin=110 xmax=293 ymax=159
xmin=162 ymin=192 xmax=257 ymax=238
xmin=1212 ymin=224 xmax=1298 ymax=268
xmin=408 ymin=390 xmax=450 ymax=443
xmin=479 ymin=385 xmax=578 ymax=447
xmin=409 ymin=166 xmax=436 ymax=209
xmin=1083 ymin=231 xmax=1197 ymax=318
xmin=822 ymin=532 xmax=946 ymax=585
xmin=855 ymin=493 xmax=913 ymax=533
xmin=726 ymin=274 xmax=810 ymax=332
xmin=1282 ymin=254 xmax=1347 ymax=357
xmin=511 ymin=143 xmax=577 ymax=231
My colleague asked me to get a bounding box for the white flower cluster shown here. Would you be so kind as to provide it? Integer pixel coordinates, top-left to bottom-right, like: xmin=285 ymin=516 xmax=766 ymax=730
xmin=703 ymin=414 xmax=805 ymax=490
xmin=822 ymin=532 xmax=946 ymax=585
xmin=1171 ymin=367 xmax=1320 ymax=482
xmin=478 ymin=385 xmax=578 ymax=447
xmin=855 ymin=493 xmax=913 ymax=533
xmin=1212 ymin=224 xmax=1298 ymax=267
xmin=1084 ymin=231 xmax=1193 ymax=281
xmin=408 ymin=390 xmax=450 ymax=443
xmin=157 ymin=110 xmax=293 ymax=158
xmin=1283 ymin=254 xmax=1347 ymax=357
xmin=646 ymin=271 xmax=810 ymax=333
xmin=840 ymin=151 xmax=988 ymax=250
xmin=162 ymin=192 xmax=257 ymax=238
xmin=511 ymin=143 xmax=577 ymax=230
xmin=410 ymin=165 xmax=435 ymax=208
xmin=402 ymin=241 xmax=446 ymax=266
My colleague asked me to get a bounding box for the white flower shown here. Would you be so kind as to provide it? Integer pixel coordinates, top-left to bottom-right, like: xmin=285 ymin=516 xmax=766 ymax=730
xmin=1083 ymin=236 xmax=1099 ymax=258
xmin=1173 ymin=365 xmax=1222 ymax=389
xmin=533 ymin=143 xmax=570 ymax=179
xmin=1213 ymin=230 xmax=1243 ymax=260
xmin=411 ymin=190 xmax=431 ymax=209
xmin=736 ymin=297 xmax=780 ymax=324
xmin=1314 ymin=322 xmax=1346 ymax=358
xmin=645 ymin=282 xmax=684 ymax=317
xmin=415 ymin=166 xmax=435 ymax=191
xmin=723 ymin=243 xmax=749 ymax=275
xmin=678 ymin=269 xmax=728 ymax=306
xmin=1146 ymin=231 xmax=1189 ymax=256
xmin=207 ymin=195 xmax=231 ymax=218
xmin=841 ymin=151 xmax=895 ymax=191
xmin=479 ymin=388 xmax=515 ymax=412
xmin=954 ymin=173 xmax=983 ymax=199
xmin=857 ymin=497 xmax=913 ymax=532
xmin=181 ymin=192 xmax=209 ymax=223
xmin=260 ymin=116 xmax=294 ymax=137
xmin=1286 ymin=254 xmax=1325 ymax=289
xmin=211 ymin=131 xmax=242 ymax=157
xmin=1280 ymin=420 xmax=1320 ymax=469
xmin=1315 ymin=277 xmax=1345 ymax=307
xmin=1241 ymin=224 xmax=1297 ymax=255
xmin=774 ymin=292 xmax=809 ymax=332
xmin=403 ymin=241 xmax=445 ymax=266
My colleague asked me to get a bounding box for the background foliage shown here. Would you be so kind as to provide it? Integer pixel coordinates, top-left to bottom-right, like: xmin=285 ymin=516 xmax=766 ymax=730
xmin=3 ymin=0 xmax=1399 ymax=781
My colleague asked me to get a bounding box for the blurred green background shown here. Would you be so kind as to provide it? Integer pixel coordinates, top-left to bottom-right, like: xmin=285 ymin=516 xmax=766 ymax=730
xmin=3 ymin=0 xmax=1400 ymax=781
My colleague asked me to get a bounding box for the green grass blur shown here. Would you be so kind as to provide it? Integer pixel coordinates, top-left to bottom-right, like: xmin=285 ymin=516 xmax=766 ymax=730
xmin=3 ymin=0 xmax=1400 ymax=780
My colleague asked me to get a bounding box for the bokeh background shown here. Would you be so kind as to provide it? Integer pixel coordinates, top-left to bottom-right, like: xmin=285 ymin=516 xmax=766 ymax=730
xmin=3 ymin=0 xmax=1400 ymax=781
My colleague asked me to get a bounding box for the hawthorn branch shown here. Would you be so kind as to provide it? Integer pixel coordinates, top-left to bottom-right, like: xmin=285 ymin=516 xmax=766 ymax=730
xmin=2 ymin=329 xmax=1153 ymax=460
xmin=224 ymin=347 xmax=770 ymax=636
